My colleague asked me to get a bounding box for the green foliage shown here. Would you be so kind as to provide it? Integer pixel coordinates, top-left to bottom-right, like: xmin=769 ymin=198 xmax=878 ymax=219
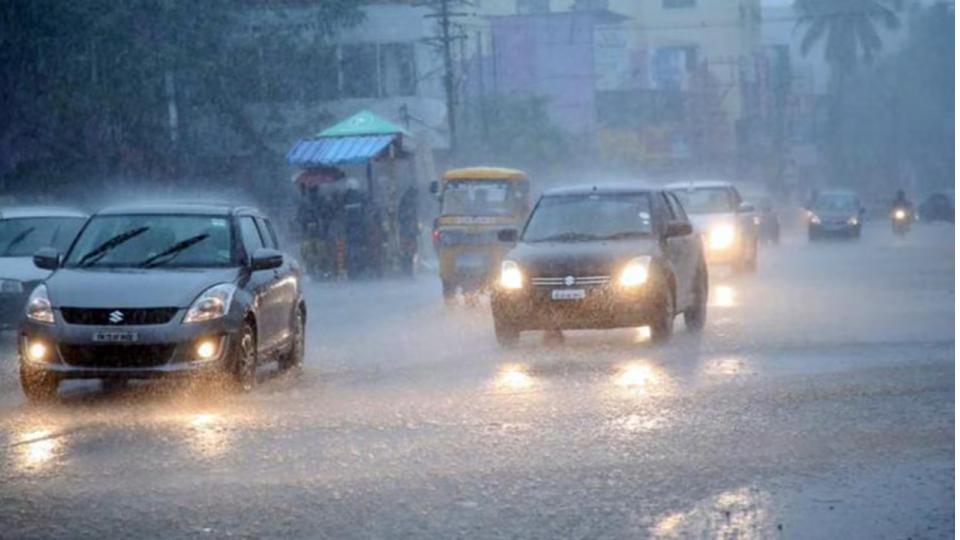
xmin=794 ymin=0 xmax=903 ymax=69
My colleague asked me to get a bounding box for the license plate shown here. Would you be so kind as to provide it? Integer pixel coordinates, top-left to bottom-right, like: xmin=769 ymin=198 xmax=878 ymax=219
xmin=551 ymin=289 xmax=586 ymax=301
xmin=92 ymin=331 xmax=139 ymax=343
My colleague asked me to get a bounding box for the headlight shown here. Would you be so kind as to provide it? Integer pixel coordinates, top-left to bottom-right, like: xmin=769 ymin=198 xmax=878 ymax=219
xmin=809 ymin=214 xmax=821 ymax=225
xmin=619 ymin=256 xmax=651 ymax=287
xmin=499 ymin=260 xmax=523 ymax=290
xmin=894 ymin=209 xmax=907 ymax=220
xmin=708 ymin=225 xmax=736 ymax=251
xmin=0 ymin=279 xmax=23 ymax=294
xmin=847 ymin=216 xmax=860 ymax=226
xmin=25 ymin=284 xmax=55 ymax=324
xmin=183 ymin=284 xmax=237 ymax=323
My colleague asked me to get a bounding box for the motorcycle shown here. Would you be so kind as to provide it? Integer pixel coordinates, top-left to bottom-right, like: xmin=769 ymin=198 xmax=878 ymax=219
xmin=891 ymin=206 xmax=912 ymax=236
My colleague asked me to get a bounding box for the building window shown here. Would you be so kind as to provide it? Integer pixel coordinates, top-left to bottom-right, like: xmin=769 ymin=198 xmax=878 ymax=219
xmin=516 ymin=0 xmax=550 ymax=14
xmin=663 ymin=0 xmax=696 ymax=8
xmin=341 ymin=44 xmax=379 ymax=99
xmin=379 ymin=43 xmax=417 ymax=97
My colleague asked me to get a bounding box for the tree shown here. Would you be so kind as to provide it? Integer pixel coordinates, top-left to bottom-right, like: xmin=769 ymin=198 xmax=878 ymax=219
xmin=793 ymin=0 xmax=902 ymax=184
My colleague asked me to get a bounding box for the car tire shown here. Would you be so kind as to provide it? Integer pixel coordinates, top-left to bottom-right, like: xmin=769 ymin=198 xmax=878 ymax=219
xmin=494 ymin=317 xmax=520 ymax=347
xmin=231 ymin=323 xmax=258 ymax=392
xmin=684 ymin=263 xmax=708 ymax=332
xmin=20 ymin=365 xmax=60 ymax=403
xmin=649 ymin=284 xmax=674 ymax=344
xmin=278 ymin=307 xmax=305 ymax=373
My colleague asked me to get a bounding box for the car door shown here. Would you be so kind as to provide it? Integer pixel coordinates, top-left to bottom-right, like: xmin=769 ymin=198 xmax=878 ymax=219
xmin=238 ymin=216 xmax=280 ymax=352
xmin=256 ymin=216 xmax=299 ymax=346
xmin=660 ymin=192 xmax=695 ymax=309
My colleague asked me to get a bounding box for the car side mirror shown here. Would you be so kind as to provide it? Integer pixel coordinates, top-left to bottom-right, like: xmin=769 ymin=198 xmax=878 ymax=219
xmin=429 ymin=181 xmax=440 ymax=196
xmin=664 ymin=222 xmax=693 ymax=238
xmin=33 ymin=248 xmax=60 ymax=271
xmin=738 ymin=202 xmax=755 ymax=213
xmin=250 ymin=248 xmax=283 ymax=271
xmin=497 ymin=229 xmax=518 ymax=243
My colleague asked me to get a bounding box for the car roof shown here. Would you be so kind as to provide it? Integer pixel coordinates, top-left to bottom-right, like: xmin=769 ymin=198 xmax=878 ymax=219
xmin=95 ymin=202 xmax=263 ymax=217
xmin=663 ymin=180 xmax=733 ymax=190
xmin=542 ymin=183 xmax=659 ymax=197
xmin=0 ymin=206 xmax=88 ymax=219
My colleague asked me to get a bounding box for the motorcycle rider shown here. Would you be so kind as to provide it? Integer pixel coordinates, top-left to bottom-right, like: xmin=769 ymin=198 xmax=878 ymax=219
xmin=890 ymin=189 xmax=913 ymax=234
xmin=891 ymin=190 xmax=913 ymax=214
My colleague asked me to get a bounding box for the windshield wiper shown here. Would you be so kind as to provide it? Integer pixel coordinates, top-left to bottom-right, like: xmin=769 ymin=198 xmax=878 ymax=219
xmin=77 ymin=226 xmax=150 ymax=267
xmin=602 ymin=231 xmax=649 ymax=240
xmin=139 ymin=234 xmax=209 ymax=268
xmin=528 ymin=232 xmax=601 ymax=243
xmin=2 ymin=227 xmax=36 ymax=256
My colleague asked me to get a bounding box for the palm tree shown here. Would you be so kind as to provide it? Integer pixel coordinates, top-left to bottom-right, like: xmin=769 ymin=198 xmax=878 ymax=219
xmin=793 ymin=0 xmax=902 ymax=183
xmin=795 ymin=0 xmax=902 ymax=69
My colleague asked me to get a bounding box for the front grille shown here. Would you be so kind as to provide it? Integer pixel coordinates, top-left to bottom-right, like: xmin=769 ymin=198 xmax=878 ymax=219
xmin=59 ymin=344 xmax=175 ymax=368
xmin=60 ymin=307 xmax=179 ymax=326
xmin=531 ymin=275 xmax=610 ymax=287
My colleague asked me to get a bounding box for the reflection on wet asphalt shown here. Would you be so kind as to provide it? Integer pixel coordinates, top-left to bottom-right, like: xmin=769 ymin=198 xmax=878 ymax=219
xmin=0 ymin=223 xmax=954 ymax=539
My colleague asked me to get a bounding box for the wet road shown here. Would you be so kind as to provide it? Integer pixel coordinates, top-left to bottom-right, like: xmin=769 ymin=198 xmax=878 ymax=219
xmin=0 ymin=222 xmax=954 ymax=539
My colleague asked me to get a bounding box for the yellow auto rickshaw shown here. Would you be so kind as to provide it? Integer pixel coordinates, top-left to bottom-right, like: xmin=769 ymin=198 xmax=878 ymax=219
xmin=430 ymin=167 xmax=530 ymax=301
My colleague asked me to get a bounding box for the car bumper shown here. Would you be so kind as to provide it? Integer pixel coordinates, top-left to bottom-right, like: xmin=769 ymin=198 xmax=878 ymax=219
xmin=810 ymin=223 xmax=859 ymax=236
xmin=0 ymin=292 xmax=28 ymax=329
xmin=492 ymin=284 xmax=657 ymax=331
xmin=18 ymin=312 xmax=240 ymax=380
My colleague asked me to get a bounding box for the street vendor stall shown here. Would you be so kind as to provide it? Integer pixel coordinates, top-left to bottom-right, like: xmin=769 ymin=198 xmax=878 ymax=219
xmin=286 ymin=110 xmax=420 ymax=279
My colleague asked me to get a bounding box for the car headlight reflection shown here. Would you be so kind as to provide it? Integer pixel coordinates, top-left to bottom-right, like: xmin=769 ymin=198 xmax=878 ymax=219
xmin=809 ymin=214 xmax=821 ymax=225
xmin=708 ymin=225 xmax=736 ymax=251
xmin=25 ymin=284 xmax=54 ymax=324
xmin=183 ymin=284 xmax=237 ymax=324
xmin=847 ymin=216 xmax=860 ymax=226
xmin=619 ymin=256 xmax=651 ymax=287
xmin=499 ymin=260 xmax=524 ymax=290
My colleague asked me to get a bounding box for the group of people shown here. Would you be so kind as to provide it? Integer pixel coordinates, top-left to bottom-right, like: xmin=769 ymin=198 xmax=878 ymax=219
xmin=296 ymin=182 xmax=420 ymax=280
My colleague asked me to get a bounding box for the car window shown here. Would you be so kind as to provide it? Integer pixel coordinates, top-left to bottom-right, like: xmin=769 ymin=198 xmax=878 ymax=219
xmin=0 ymin=217 xmax=86 ymax=257
xmin=522 ymin=193 xmax=653 ymax=242
xmin=239 ymin=216 xmax=265 ymax=255
xmin=255 ymin=217 xmax=277 ymax=249
xmin=670 ymin=187 xmax=736 ymax=214
xmin=666 ymin=192 xmax=689 ymax=222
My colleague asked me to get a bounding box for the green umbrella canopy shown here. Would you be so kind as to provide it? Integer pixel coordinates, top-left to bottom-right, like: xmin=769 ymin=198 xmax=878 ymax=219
xmin=317 ymin=110 xmax=411 ymax=138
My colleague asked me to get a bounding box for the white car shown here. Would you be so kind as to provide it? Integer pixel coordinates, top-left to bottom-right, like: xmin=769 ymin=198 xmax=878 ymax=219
xmin=665 ymin=180 xmax=759 ymax=272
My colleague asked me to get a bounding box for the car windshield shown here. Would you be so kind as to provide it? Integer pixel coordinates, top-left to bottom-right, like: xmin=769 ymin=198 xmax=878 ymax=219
xmin=671 ymin=187 xmax=735 ymax=214
xmin=522 ymin=193 xmax=652 ymax=242
xmin=814 ymin=194 xmax=859 ymax=212
xmin=0 ymin=216 xmax=85 ymax=257
xmin=63 ymin=214 xmax=237 ymax=269
xmin=441 ymin=180 xmax=518 ymax=216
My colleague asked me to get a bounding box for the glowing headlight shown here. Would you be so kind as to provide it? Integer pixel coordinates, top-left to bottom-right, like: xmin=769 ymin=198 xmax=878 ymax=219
xmin=26 ymin=340 xmax=49 ymax=362
xmin=499 ymin=260 xmax=523 ymax=290
xmin=195 ymin=339 xmax=220 ymax=360
xmin=25 ymin=284 xmax=54 ymax=324
xmin=809 ymin=214 xmax=821 ymax=225
xmin=847 ymin=216 xmax=860 ymax=226
xmin=894 ymin=209 xmax=907 ymax=220
xmin=619 ymin=256 xmax=651 ymax=287
xmin=183 ymin=284 xmax=236 ymax=324
xmin=0 ymin=279 xmax=23 ymax=294
xmin=708 ymin=225 xmax=736 ymax=251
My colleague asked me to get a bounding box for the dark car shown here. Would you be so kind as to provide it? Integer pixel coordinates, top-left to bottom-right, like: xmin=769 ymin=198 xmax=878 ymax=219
xmin=17 ymin=203 xmax=305 ymax=402
xmin=918 ymin=191 xmax=954 ymax=223
xmin=806 ymin=190 xmax=864 ymax=240
xmin=0 ymin=207 xmax=87 ymax=329
xmin=490 ymin=185 xmax=708 ymax=346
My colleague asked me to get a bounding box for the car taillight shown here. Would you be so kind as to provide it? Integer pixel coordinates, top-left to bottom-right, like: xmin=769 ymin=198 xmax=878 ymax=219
xmin=432 ymin=229 xmax=441 ymax=244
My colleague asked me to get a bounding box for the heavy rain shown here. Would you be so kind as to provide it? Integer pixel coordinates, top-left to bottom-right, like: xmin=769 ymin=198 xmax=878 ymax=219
xmin=0 ymin=1 xmax=954 ymax=538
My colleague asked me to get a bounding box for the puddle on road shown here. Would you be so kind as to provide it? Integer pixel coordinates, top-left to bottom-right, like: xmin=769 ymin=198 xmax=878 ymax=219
xmin=650 ymin=486 xmax=774 ymax=539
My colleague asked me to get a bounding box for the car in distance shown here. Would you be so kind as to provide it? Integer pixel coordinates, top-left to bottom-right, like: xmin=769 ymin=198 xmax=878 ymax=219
xmin=666 ymin=180 xmax=759 ymax=272
xmin=0 ymin=207 xmax=87 ymax=330
xmin=491 ymin=185 xmax=708 ymax=346
xmin=806 ymin=190 xmax=864 ymax=240
xmin=18 ymin=203 xmax=305 ymax=401
xmin=917 ymin=191 xmax=954 ymax=223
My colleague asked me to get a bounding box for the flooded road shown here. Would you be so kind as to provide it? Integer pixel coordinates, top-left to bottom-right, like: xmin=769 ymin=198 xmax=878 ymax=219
xmin=0 ymin=222 xmax=953 ymax=539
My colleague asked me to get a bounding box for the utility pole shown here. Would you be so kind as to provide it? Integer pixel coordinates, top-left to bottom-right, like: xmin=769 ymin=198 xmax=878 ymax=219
xmin=422 ymin=0 xmax=471 ymax=159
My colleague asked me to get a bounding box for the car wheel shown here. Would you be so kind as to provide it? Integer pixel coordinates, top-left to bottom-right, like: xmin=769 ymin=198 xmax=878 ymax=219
xmin=649 ymin=284 xmax=674 ymax=344
xmin=278 ymin=308 xmax=305 ymax=372
xmin=20 ymin=364 xmax=60 ymax=403
xmin=231 ymin=323 xmax=258 ymax=392
xmin=684 ymin=263 xmax=708 ymax=332
xmin=494 ymin=317 xmax=520 ymax=347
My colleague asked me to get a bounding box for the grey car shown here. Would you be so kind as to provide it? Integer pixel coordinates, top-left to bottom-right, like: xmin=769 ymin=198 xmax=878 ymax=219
xmin=17 ymin=203 xmax=305 ymax=402
xmin=0 ymin=207 xmax=87 ymax=329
